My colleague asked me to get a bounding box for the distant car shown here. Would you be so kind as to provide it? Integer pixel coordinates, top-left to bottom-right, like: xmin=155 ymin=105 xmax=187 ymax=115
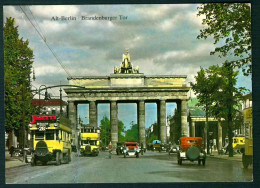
xmin=168 ymin=144 xmax=180 ymax=155
xmin=116 ymin=142 xmax=124 ymax=155
xmin=152 ymin=140 xmax=161 ymax=151
xmin=159 ymin=144 xmax=167 ymax=152
xmin=123 ymin=142 xmax=140 ymax=158
xmin=177 ymin=137 xmax=206 ymax=166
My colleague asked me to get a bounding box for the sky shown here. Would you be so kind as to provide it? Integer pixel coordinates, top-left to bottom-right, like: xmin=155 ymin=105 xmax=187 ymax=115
xmin=3 ymin=4 xmax=252 ymax=130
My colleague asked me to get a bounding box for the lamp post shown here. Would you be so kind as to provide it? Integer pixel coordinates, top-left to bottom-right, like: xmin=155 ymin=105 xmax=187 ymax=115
xmin=38 ymin=85 xmax=49 ymax=114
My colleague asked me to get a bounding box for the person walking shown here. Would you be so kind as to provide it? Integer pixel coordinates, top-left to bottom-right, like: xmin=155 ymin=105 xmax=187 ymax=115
xmin=108 ymin=142 xmax=113 ymax=159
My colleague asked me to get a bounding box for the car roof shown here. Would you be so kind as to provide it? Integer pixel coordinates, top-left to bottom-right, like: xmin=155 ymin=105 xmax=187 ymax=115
xmin=125 ymin=142 xmax=138 ymax=144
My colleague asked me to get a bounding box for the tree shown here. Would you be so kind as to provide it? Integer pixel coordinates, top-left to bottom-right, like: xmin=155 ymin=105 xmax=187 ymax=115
xmin=190 ymin=67 xmax=220 ymax=154
xmin=4 ymin=17 xmax=34 ymax=148
xmin=100 ymin=115 xmax=111 ymax=146
xmin=207 ymin=62 xmax=246 ymax=157
xmin=197 ymin=3 xmax=251 ymax=76
xmin=100 ymin=116 xmax=125 ymax=146
xmin=125 ymin=123 xmax=139 ymax=142
xmin=118 ymin=120 xmax=125 ymax=142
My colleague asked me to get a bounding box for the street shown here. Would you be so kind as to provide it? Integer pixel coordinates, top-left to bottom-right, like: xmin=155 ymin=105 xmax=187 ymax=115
xmin=6 ymin=151 xmax=253 ymax=183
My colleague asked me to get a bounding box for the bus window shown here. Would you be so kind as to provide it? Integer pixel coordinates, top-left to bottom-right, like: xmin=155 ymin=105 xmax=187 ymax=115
xmin=35 ymin=131 xmax=44 ymax=140
xmin=46 ymin=130 xmax=55 ymax=140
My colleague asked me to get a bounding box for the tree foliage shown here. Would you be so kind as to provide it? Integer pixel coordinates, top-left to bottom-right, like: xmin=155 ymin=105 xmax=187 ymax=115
xmin=118 ymin=120 xmax=125 ymax=142
xmin=197 ymin=3 xmax=251 ymax=76
xmin=190 ymin=67 xmax=220 ymax=153
xmin=191 ymin=63 xmax=247 ymax=156
xmin=125 ymin=123 xmax=139 ymax=142
xmin=100 ymin=115 xmax=111 ymax=146
xmin=100 ymin=116 xmax=125 ymax=145
xmin=4 ymin=17 xmax=34 ymax=133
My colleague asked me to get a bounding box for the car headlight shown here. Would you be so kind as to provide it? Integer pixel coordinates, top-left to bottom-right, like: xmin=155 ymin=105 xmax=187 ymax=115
xmin=200 ymin=153 xmax=204 ymax=157
xmin=121 ymin=147 xmax=123 ymax=150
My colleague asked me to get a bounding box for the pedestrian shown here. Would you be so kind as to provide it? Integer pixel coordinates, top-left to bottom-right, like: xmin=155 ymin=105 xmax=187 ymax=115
xmin=9 ymin=146 xmax=14 ymax=157
xmin=213 ymin=139 xmax=217 ymax=151
xmin=209 ymin=139 xmax=213 ymax=155
xmin=108 ymin=141 xmax=113 ymax=159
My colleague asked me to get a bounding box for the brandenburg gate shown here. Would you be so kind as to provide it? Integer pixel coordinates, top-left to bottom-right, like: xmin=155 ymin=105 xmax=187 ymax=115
xmin=64 ymin=50 xmax=190 ymax=149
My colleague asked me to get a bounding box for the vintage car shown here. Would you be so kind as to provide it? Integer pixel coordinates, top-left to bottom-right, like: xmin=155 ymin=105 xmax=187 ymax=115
xmin=159 ymin=143 xmax=167 ymax=152
xmin=168 ymin=144 xmax=180 ymax=155
xmin=177 ymin=137 xmax=206 ymax=166
xmin=123 ymin=142 xmax=140 ymax=158
xmin=152 ymin=140 xmax=161 ymax=151
xmin=116 ymin=142 xmax=124 ymax=155
xmin=80 ymin=126 xmax=100 ymax=156
xmin=233 ymin=136 xmax=245 ymax=153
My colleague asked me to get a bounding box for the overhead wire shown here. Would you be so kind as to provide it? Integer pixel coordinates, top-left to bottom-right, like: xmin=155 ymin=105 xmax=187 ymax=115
xmin=19 ymin=6 xmax=72 ymax=79
xmin=20 ymin=6 xmax=87 ymax=100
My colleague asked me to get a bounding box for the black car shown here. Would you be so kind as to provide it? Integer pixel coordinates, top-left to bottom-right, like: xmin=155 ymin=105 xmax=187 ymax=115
xmin=116 ymin=142 xmax=124 ymax=155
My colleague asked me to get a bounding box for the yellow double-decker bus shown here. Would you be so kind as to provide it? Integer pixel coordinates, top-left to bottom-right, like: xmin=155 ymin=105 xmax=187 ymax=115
xmin=241 ymin=93 xmax=253 ymax=168
xmin=80 ymin=126 xmax=100 ymax=156
xmin=29 ymin=115 xmax=72 ymax=166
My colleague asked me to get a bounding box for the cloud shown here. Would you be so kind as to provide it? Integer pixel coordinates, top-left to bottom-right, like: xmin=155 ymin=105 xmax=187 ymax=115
xmin=3 ymin=4 xmax=251 ymax=98
xmin=29 ymin=5 xmax=79 ymax=19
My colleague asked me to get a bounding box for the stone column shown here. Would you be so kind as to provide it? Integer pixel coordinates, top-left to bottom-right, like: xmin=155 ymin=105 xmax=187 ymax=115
xmin=218 ymin=120 xmax=222 ymax=152
xmin=181 ymin=100 xmax=188 ymax=137
xmin=110 ymin=101 xmax=118 ymax=150
xmin=159 ymin=100 xmax=167 ymax=143
xmin=192 ymin=121 xmax=196 ymax=137
xmin=68 ymin=101 xmax=77 ymax=146
xmin=89 ymin=101 xmax=97 ymax=127
xmin=138 ymin=100 xmax=146 ymax=148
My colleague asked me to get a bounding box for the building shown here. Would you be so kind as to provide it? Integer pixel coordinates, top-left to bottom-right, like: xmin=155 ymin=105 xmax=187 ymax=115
xmin=32 ymin=99 xmax=67 ymax=116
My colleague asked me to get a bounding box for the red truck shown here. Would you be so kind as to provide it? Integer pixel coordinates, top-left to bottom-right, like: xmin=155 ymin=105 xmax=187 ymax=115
xmin=177 ymin=137 xmax=206 ymax=166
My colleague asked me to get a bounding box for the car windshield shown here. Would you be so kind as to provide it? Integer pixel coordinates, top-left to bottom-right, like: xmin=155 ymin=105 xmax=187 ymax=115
xmin=187 ymin=140 xmax=198 ymax=144
xmin=126 ymin=144 xmax=137 ymax=147
xmin=82 ymin=140 xmax=97 ymax=145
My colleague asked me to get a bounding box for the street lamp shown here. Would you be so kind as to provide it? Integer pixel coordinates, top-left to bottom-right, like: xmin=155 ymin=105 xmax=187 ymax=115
xmin=38 ymin=85 xmax=50 ymax=114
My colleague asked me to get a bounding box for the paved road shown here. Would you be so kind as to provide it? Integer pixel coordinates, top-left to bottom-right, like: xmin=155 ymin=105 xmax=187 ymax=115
xmin=6 ymin=151 xmax=253 ymax=183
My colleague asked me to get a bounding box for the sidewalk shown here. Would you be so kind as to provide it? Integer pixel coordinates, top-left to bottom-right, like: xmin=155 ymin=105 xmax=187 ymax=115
xmin=208 ymin=150 xmax=242 ymax=162
xmin=5 ymin=149 xmax=28 ymax=169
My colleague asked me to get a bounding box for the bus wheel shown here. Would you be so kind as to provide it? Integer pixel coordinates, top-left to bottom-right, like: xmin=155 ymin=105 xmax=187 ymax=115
xmin=56 ymin=152 xmax=61 ymax=166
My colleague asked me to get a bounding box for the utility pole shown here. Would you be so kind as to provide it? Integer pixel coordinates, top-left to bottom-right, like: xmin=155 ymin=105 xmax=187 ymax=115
xmin=60 ymin=87 xmax=62 ymax=116
xmin=22 ymin=80 xmax=26 ymax=162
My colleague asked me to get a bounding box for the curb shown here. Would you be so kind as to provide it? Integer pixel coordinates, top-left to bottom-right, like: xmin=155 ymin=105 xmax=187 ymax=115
xmin=208 ymin=155 xmax=242 ymax=162
xmin=5 ymin=160 xmax=29 ymax=169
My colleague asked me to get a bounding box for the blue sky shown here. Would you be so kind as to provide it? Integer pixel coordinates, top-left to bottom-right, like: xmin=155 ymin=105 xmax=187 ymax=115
xmin=4 ymin=4 xmax=252 ymax=129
